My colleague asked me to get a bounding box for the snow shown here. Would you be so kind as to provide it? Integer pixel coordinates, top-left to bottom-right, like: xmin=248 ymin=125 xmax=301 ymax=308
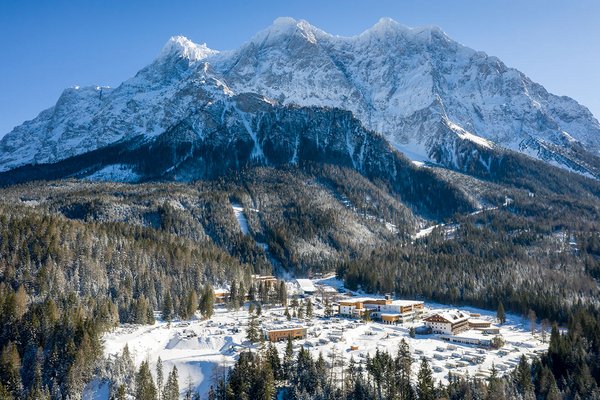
xmin=82 ymin=379 xmax=109 ymax=400
xmin=102 ymin=310 xmax=246 ymax=398
xmin=295 ymin=279 xmax=317 ymax=293
xmin=446 ymin=120 xmax=493 ymax=149
xmin=1 ymin=17 xmax=599 ymax=178
xmin=84 ymin=164 xmax=141 ymax=183
xmin=95 ymin=278 xmax=549 ymax=399
xmin=231 ymin=202 xmax=250 ymax=235
xmin=159 ymin=36 xmax=218 ymax=63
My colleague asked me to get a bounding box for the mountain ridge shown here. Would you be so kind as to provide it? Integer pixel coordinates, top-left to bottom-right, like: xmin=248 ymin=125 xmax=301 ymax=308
xmin=0 ymin=17 xmax=599 ymax=180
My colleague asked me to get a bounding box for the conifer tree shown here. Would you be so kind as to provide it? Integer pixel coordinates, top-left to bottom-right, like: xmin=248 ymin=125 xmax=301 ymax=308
xmin=135 ymin=360 xmax=157 ymax=400
xmin=284 ymin=335 xmax=294 ymax=381
xmin=396 ymin=339 xmax=413 ymax=399
xmin=278 ymin=281 xmax=288 ymax=307
xmin=306 ymin=298 xmax=313 ymax=318
xmin=417 ymin=358 xmax=435 ymax=400
xmin=246 ymin=315 xmax=260 ymax=343
xmin=516 ymin=355 xmax=534 ymax=398
xmin=496 ymin=302 xmax=506 ymax=324
xmin=199 ymin=284 xmax=215 ymax=319
xmin=163 ymin=366 xmax=179 ymax=400
xmin=156 ymin=357 xmax=164 ymax=400
xmin=0 ymin=341 xmax=22 ymax=398
xmin=116 ymin=385 xmax=126 ymax=400
xmin=184 ymin=290 xmax=198 ymax=320
xmin=228 ymin=280 xmax=238 ymax=310
xmin=487 ymin=363 xmax=506 ymax=400
xmin=266 ymin=342 xmax=282 ymax=381
xmin=528 ymin=309 xmax=537 ymax=335
xmin=162 ymin=294 xmax=174 ymax=323
xmin=257 ymin=356 xmax=276 ymax=399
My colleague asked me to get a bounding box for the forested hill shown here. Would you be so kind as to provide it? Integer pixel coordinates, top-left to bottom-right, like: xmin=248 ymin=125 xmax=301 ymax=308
xmin=0 ymin=162 xmax=598 ymax=398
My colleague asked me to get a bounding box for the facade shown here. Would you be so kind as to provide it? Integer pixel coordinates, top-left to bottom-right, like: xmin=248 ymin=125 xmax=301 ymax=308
xmin=440 ymin=334 xmax=492 ymax=348
xmin=252 ymin=275 xmax=279 ymax=286
xmin=468 ymin=319 xmax=492 ymax=329
xmin=213 ymin=288 xmax=229 ymax=303
xmin=338 ymin=298 xmax=367 ymax=318
xmin=337 ymin=297 xmax=424 ymax=323
xmin=263 ymin=326 xmax=307 ymax=342
xmin=424 ymin=311 xmax=470 ymax=334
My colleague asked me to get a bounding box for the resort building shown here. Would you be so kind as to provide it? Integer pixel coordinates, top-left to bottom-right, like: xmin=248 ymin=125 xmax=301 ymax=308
xmin=214 ymin=288 xmax=229 ymax=303
xmin=252 ymin=275 xmax=279 ymax=287
xmin=440 ymin=334 xmax=492 ymax=348
xmin=263 ymin=325 xmax=307 ymax=342
xmin=337 ymin=296 xmax=424 ymax=323
xmin=424 ymin=311 xmax=470 ymax=334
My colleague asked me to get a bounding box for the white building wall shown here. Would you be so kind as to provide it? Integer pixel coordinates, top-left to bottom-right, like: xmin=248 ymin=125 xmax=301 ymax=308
xmin=425 ymin=321 xmax=453 ymax=335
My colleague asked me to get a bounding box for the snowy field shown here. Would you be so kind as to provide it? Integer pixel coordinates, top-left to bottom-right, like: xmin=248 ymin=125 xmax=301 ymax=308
xmin=91 ymin=279 xmax=548 ymax=398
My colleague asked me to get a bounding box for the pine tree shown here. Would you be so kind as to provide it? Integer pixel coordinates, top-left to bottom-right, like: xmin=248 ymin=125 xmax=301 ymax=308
xmin=497 ymin=302 xmax=506 ymax=324
xmin=247 ymin=315 xmax=260 ymax=343
xmin=135 ymin=360 xmax=157 ymax=400
xmin=417 ymin=358 xmax=435 ymax=400
xmin=207 ymin=385 xmax=216 ymax=400
xmin=306 ymin=298 xmax=313 ymax=318
xmin=284 ymin=335 xmax=294 ymax=381
xmin=163 ymin=366 xmax=179 ymax=400
xmin=0 ymin=382 xmax=13 ymax=400
xmin=278 ymin=281 xmax=288 ymax=307
xmin=259 ymin=281 xmax=269 ymax=304
xmin=487 ymin=363 xmax=506 ymax=400
xmin=116 ymin=385 xmax=126 ymax=400
xmin=528 ymin=309 xmax=537 ymax=335
xmin=156 ymin=357 xmax=164 ymax=400
xmin=162 ymin=294 xmax=174 ymax=323
xmin=257 ymin=356 xmax=276 ymax=399
xmin=184 ymin=290 xmax=198 ymax=320
xmin=516 ymin=355 xmax=534 ymax=399
xmin=266 ymin=343 xmax=283 ymax=381
xmin=0 ymin=341 xmax=22 ymax=398
xmin=229 ymin=280 xmax=239 ymax=310
xmin=284 ymin=307 xmax=291 ymax=321
xmin=199 ymin=284 xmax=215 ymax=319
xmin=324 ymin=298 xmax=333 ymax=317
xmin=396 ymin=339 xmax=413 ymax=399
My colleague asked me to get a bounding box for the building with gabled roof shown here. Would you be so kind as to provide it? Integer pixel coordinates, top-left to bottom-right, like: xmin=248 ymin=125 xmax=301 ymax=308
xmin=424 ymin=310 xmax=470 ymax=334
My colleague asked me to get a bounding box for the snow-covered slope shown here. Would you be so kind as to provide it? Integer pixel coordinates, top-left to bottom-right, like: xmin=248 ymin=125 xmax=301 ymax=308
xmin=1 ymin=17 xmax=599 ymax=178
xmin=215 ymin=17 xmax=600 ymax=176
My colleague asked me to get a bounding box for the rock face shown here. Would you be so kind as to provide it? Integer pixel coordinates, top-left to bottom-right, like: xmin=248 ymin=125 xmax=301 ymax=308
xmin=1 ymin=17 xmax=599 ymax=178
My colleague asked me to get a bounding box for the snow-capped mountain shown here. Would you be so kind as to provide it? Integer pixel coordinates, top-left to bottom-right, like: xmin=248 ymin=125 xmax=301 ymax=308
xmin=1 ymin=17 xmax=599 ymax=179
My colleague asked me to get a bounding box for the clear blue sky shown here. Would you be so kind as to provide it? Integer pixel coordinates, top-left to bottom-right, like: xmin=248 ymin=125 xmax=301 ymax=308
xmin=1 ymin=0 xmax=599 ymax=136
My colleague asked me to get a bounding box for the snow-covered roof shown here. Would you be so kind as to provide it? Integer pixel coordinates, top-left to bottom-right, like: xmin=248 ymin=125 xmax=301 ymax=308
xmin=425 ymin=310 xmax=469 ymax=323
xmin=263 ymin=323 xmax=307 ymax=333
xmin=390 ymin=300 xmax=424 ymax=306
xmin=296 ymin=279 xmax=317 ymax=292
